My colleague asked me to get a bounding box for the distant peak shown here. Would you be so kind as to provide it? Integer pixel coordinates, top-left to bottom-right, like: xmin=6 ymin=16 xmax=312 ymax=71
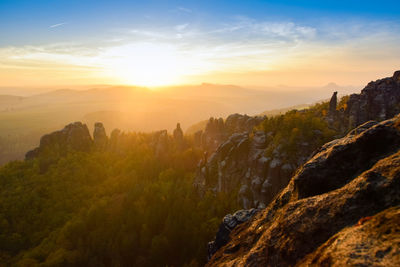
xmin=324 ymin=82 xmax=340 ymax=88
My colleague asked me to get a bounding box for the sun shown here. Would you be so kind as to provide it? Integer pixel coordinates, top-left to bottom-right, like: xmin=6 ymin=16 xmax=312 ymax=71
xmin=102 ymin=43 xmax=189 ymax=87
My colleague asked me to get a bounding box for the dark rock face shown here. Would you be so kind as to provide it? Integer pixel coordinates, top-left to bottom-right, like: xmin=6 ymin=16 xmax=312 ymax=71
xmin=173 ymin=123 xmax=184 ymax=149
xmin=195 ymin=130 xmax=297 ymax=209
xmin=93 ymin=122 xmax=108 ymax=149
xmin=328 ymin=91 xmax=337 ymax=118
xmin=346 ymin=71 xmax=400 ymax=129
xmin=25 ymin=122 xmax=93 ymax=159
xmin=200 ymin=114 xmax=265 ymax=152
xmin=207 ymin=209 xmax=259 ymax=260
xmin=207 ymin=115 xmax=400 ymax=266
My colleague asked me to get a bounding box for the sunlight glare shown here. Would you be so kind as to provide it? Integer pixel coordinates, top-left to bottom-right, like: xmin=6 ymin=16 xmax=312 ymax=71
xmin=102 ymin=43 xmax=192 ymax=87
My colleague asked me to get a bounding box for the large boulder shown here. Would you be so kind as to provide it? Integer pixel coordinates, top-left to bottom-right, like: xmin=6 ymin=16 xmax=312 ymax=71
xmin=207 ymin=209 xmax=259 ymax=260
xmin=299 ymin=206 xmax=400 ymax=266
xmin=207 ymin=115 xmax=400 ymax=266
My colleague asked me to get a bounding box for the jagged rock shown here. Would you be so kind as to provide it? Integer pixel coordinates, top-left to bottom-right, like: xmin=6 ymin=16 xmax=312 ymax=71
xmin=346 ymin=70 xmax=400 ymax=129
xmin=201 ymin=114 xmax=265 ymax=152
xmin=207 ymin=115 xmax=400 ymax=266
xmin=252 ymin=131 xmax=267 ymax=149
xmin=25 ymin=122 xmax=93 ymax=159
xmin=195 ymin=130 xmax=295 ymax=209
xmin=207 ymin=209 xmax=259 ymax=261
xmin=196 ymin=71 xmax=400 ymax=212
xmin=299 ymin=206 xmax=400 ymax=266
xmin=173 ymin=123 xmax=184 ymax=149
xmin=93 ymin=122 xmax=108 ymax=149
xmin=328 ymin=91 xmax=338 ymax=118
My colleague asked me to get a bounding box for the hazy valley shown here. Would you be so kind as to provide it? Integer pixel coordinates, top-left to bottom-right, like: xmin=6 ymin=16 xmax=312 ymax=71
xmin=0 ymin=83 xmax=358 ymax=165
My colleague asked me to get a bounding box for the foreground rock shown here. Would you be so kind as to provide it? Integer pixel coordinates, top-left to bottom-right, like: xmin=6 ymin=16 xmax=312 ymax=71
xmin=207 ymin=115 xmax=400 ymax=266
xmin=207 ymin=209 xmax=259 ymax=261
xmin=299 ymin=206 xmax=400 ymax=266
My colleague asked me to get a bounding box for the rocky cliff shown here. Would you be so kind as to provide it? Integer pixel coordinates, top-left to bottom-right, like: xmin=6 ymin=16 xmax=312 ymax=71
xmin=207 ymin=115 xmax=400 ymax=266
xmin=346 ymin=70 xmax=400 ymax=128
xmin=194 ymin=114 xmax=265 ymax=152
xmin=26 ymin=121 xmax=188 ymax=160
xmin=196 ymin=71 xmax=400 ymax=212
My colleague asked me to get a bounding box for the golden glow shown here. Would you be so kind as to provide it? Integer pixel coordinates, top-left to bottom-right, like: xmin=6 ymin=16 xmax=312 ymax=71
xmin=0 ymin=30 xmax=399 ymax=88
xmin=101 ymin=43 xmax=182 ymax=86
xmin=100 ymin=43 xmax=214 ymax=87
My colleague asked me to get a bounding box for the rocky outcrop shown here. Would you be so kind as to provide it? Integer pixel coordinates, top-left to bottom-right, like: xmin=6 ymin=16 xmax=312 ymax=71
xmin=346 ymin=70 xmax=400 ymax=129
xmin=327 ymin=91 xmax=337 ymax=119
xmin=194 ymin=129 xmax=298 ymax=209
xmin=299 ymin=206 xmax=400 ymax=266
xmin=198 ymin=114 xmax=265 ymax=152
xmin=207 ymin=209 xmax=259 ymax=261
xmin=173 ymin=123 xmax=184 ymax=149
xmin=207 ymin=115 xmax=400 ymax=266
xmin=196 ymin=71 xmax=400 ymax=212
xmin=93 ymin=122 xmax=108 ymax=149
xmin=25 ymin=122 xmax=93 ymax=159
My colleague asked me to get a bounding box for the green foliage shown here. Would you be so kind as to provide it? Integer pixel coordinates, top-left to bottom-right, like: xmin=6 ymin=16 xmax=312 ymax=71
xmin=0 ymin=134 xmax=237 ymax=266
xmin=259 ymin=102 xmax=338 ymax=161
xmin=0 ymin=99 xmax=346 ymax=266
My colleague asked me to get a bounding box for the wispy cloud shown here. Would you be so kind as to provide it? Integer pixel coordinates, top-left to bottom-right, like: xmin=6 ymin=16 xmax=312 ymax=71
xmin=1 ymin=17 xmax=400 ymax=87
xmin=175 ymin=23 xmax=189 ymax=31
xmin=177 ymin=7 xmax=192 ymax=13
xmin=49 ymin=22 xmax=67 ymax=28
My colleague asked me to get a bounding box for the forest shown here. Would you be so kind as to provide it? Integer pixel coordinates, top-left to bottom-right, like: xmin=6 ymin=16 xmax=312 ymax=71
xmin=0 ymin=99 xmax=343 ymax=266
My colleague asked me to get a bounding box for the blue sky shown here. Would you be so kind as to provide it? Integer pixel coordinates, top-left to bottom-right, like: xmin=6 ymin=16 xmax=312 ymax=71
xmin=1 ymin=0 xmax=399 ymax=88
xmin=1 ymin=0 xmax=399 ymax=45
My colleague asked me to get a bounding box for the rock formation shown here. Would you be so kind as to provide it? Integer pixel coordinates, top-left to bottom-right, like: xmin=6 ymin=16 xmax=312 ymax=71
xmin=328 ymin=91 xmax=337 ymax=119
xmin=173 ymin=123 xmax=184 ymax=149
xmin=194 ymin=129 xmax=300 ymax=209
xmin=199 ymin=114 xmax=265 ymax=152
xmin=207 ymin=115 xmax=400 ymax=266
xmin=93 ymin=122 xmax=108 ymax=149
xmin=207 ymin=209 xmax=259 ymax=261
xmin=196 ymin=71 xmax=400 ymax=211
xmin=25 ymin=122 xmax=93 ymax=160
xmin=346 ymin=70 xmax=400 ymax=129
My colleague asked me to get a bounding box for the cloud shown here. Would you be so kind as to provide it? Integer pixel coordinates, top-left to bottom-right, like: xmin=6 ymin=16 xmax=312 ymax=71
xmin=177 ymin=7 xmax=192 ymax=13
xmin=49 ymin=22 xmax=68 ymax=28
xmin=1 ymin=17 xmax=400 ymax=87
xmin=174 ymin=23 xmax=188 ymax=31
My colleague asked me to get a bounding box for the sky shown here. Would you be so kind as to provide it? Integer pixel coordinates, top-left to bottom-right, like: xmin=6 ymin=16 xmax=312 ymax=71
xmin=0 ymin=0 xmax=400 ymax=89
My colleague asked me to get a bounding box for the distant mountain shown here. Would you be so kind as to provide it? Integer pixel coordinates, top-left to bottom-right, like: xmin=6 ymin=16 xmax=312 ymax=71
xmin=0 ymin=82 xmax=358 ymax=164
